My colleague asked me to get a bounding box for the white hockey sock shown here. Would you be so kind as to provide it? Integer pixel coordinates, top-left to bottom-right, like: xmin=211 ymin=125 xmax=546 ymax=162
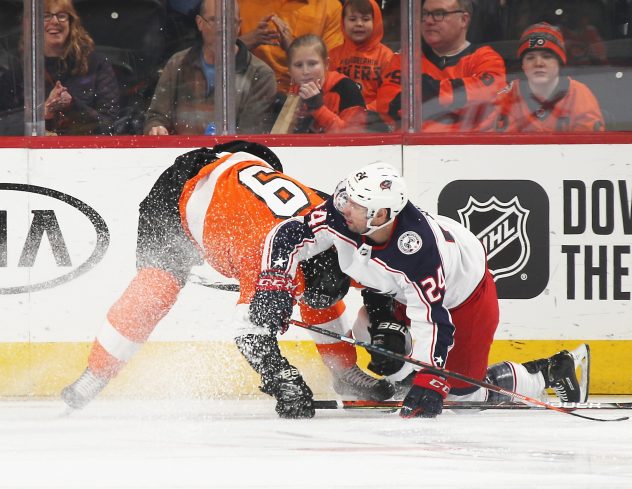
xmin=506 ymin=361 xmax=546 ymax=399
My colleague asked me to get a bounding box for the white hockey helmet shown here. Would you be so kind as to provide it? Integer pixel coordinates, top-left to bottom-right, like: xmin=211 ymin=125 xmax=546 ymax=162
xmin=334 ymin=162 xmax=408 ymax=235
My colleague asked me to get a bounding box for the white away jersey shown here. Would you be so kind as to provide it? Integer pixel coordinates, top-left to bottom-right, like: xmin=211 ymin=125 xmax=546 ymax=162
xmin=261 ymin=198 xmax=488 ymax=368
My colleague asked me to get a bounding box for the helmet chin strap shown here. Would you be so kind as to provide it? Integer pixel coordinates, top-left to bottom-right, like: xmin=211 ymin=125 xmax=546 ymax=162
xmin=361 ymin=209 xmax=394 ymax=236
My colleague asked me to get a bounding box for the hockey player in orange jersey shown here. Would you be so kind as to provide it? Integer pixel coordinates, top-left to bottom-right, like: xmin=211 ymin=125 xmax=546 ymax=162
xmin=375 ymin=0 xmax=506 ymax=131
xmin=490 ymin=22 xmax=605 ymax=132
xmin=61 ymin=141 xmax=393 ymax=418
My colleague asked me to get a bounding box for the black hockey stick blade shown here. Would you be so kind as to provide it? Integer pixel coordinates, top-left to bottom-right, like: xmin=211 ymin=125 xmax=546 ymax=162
xmin=313 ymin=400 xmax=632 ymax=411
xmin=290 ymin=320 xmax=628 ymax=423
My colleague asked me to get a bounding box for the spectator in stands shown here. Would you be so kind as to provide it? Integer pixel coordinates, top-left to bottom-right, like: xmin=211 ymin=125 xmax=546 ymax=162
xmin=42 ymin=0 xmax=120 ymax=135
xmin=560 ymin=9 xmax=608 ymax=66
xmin=329 ymin=0 xmax=393 ymax=131
xmin=273 ymin=34 xmax=366 ymax=134
xmin=237 ymin=0 xmax=344 ymax=94
xmin=489 ymin=22 xmax=605 ymax=132
xmin=144 ymin=0 xmax=276 ymax=135
xmin=375 ymin=0 xmax=507 ymax=131
xmin=0 ymin=53 xmax=22 ymax=135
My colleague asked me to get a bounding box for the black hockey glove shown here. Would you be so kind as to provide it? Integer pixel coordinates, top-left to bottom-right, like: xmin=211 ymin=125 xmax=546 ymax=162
xmin=235 ymin=334 xmax=314 ymax=418
xmin=367 ymin=322 xmax=408 ymax=376
xmin=261 ymin=363 xmax=315 ymax=419
xmin=400 ymin=371 xmax=450 ymax=419
xmin=303 ymin=91 xmax=324 ymax=110
xmin=250 ymin=269 xmax=294 ymax=335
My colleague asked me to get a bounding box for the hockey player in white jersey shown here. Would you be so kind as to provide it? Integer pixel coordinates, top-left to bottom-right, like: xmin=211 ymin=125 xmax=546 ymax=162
xmin=249 ymin=162 xmax=589 ymax=418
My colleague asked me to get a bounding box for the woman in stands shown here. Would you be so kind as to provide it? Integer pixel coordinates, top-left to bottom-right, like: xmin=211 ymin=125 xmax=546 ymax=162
xmin=276 ymin=34 xmax=367 ymax=133
xmin=490 ymin=22 xmax=605 ymax=132
xmin=42 ymin=0 xmax=120 ymax=135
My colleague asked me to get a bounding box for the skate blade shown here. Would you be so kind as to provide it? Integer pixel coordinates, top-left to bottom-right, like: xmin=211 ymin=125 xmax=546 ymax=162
xmin=57 ymin=404 xmax=78 ymax=418
xmin=570 ymin=344 xmax=590 ymax=403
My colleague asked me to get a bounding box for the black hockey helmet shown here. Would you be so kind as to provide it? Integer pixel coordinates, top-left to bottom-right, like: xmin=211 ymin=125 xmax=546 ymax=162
xmin=211 ymin=140 xmax=283 ymax=172
xmin=300 ymin=247 xmax=350 ymax=309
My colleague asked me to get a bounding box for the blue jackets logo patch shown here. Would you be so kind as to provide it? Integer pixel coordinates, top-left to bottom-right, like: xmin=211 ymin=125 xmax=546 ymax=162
xmin=398 ymin=231 xmax=422 ymax=255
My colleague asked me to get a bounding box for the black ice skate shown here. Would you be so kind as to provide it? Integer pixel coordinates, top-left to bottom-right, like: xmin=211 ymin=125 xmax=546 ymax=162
xmin=332 ymin=365 xmax=395 ymax=401
xmin=523 ymin=344 xmax=590 ymax=403
xmin=61 ymin=368 xmax=109 ymax=409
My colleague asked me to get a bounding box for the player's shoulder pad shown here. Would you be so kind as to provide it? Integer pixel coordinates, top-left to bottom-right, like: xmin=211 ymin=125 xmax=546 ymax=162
xmin=174 ymin=147 xmax=217 ymax=167
xmin=211 ymin=140 xmax=283 ymax=172
xmin=305 ymin=198 xmax=338 ymax=230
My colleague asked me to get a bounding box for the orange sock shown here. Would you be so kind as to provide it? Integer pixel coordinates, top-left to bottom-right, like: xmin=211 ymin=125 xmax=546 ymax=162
xmin=107 ymin=268 xmax=182 ymax=342
xmin=86 ymin=268 xmax=182 ymax=379
xmin=88 ymin=341 xmax=123 ymax=380
xmin=315 ymin=342 xmax=357 ymax=371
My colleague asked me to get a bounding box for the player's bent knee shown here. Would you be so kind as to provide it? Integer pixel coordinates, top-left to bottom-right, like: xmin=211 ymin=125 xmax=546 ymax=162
xmin=485 ymin=361 xmax=516 ymax=403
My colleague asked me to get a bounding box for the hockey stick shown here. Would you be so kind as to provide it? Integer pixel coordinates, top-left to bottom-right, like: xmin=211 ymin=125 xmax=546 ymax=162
xmin=189 ymin=274 xmax=240 ymax=292
xmin=313 ymin=400 xmax=632 ymax=411
xmin=289 ymin=319 xmax=628 ymax=422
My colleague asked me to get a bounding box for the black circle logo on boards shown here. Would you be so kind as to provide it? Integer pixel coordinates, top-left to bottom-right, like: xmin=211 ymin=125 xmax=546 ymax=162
xmin=0 ymin=183 xmax=110 ymax=294
xmin=438 ymin=180 xmax=549 ymax=299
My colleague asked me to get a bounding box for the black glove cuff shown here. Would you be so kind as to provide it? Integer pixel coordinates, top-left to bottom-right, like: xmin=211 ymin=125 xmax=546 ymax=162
xmin=304 ymin=92 xmax=324 ymax=110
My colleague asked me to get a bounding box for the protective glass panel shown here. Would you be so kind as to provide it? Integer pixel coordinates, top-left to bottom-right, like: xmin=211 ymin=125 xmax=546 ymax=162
xmin=410 ymin=0 xmax=632 ymax=133
xmin=242 ymin=0 xmax=398 ymax=135
xmin=0 ymin=0 xmax=25 ymax=135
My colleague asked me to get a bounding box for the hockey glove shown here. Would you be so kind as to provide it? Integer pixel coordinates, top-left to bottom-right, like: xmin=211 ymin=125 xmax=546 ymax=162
xmin=367 ymin=322 xmax=409 ymax=376
xmin=400 ymin=371 xmax=450 ymax=419
xmin=250 ymin=269 xmax=294 ymax=335
xmin=261 ymin=363 xmax=315 ymax=419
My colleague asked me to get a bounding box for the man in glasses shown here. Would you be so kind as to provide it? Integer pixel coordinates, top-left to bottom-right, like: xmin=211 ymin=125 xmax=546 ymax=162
xmin=144 ymin=0 xmax=277 ymax=135
xmin=376 ymin=0 xmax=506 ymax=132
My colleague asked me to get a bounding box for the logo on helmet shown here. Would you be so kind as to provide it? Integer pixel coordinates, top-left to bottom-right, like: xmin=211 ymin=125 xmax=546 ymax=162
xmin=380 ymin=180 xmax=392 ymax=190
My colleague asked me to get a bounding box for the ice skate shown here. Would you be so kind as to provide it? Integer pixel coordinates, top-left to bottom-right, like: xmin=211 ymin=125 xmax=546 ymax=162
xmin=392 ymin=371 xmax=415 ymax=400
xmin=61 ymin=368 xmax=109 ymax=410
xmin=332 ymin=365 xmax=395 ymax=401
xmin=523 ymin=344 xmax=590 ymax=403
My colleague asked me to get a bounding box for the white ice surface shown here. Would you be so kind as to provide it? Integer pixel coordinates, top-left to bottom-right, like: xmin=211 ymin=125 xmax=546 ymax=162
xmin=1 ymin=398 xmax=632 ymax=489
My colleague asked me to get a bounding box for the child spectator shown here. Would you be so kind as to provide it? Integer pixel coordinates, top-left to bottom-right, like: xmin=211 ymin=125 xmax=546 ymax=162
xmin=237 ymin=0 xmax=344 ymax=94
xmin=490 ymin=22 xmax=605 ymax=132
xmin=275 ymin=34 xmax=367 ymax=133
xmin=329 ymin=0 xmax=393 ymax=111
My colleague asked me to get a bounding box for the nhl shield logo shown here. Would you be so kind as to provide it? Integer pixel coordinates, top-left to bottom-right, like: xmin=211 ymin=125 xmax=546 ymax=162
xmin=457 ymin=196 xmax=530 ymax=280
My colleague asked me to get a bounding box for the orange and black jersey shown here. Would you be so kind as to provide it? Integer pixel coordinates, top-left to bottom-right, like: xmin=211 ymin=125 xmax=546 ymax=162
xmin=328 ymin=0 xmax=393 ymax=109
xmin=92 ymin=143 xmax=353 ymax=380
xmin=489 ymin=77 xmax=605 ymax=132
xmin=179 ymin=152 xmax=325 ymax=303
xmin=293 ymin=71 xmax=367 ymax=133
xmin=136 ymin=144 xmax=324 ymax=304
xmin=376 ymin=43 xmax=506 ymax=131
